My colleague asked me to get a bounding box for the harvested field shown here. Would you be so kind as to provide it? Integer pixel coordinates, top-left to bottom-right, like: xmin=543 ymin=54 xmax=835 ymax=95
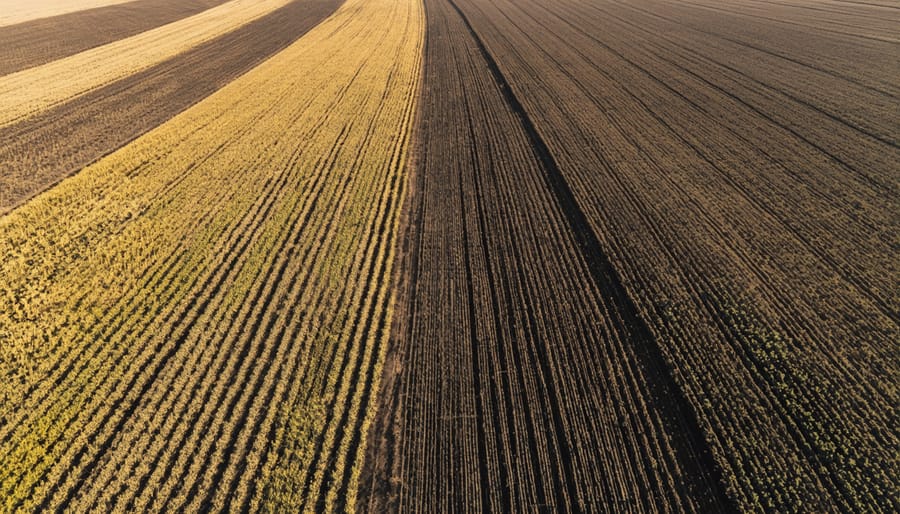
xmin=0 ymin=0 xmax=229 ymax=76
xmin=0 ymin=0 xmax=422 ymax=509
xmin=0 ymin=0 xmax=342 ymax=213
xmin=0 ymin=0 xmax=895 ymax=511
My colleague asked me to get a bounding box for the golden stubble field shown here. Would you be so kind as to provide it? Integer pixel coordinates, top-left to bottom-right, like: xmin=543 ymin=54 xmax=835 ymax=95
xmin=0 ymin=0 xmax=422 ymax=509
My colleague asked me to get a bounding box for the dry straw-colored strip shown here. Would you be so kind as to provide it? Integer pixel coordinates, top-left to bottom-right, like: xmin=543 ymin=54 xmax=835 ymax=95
xmin=0 ymin=0 xmax=423 ymax=509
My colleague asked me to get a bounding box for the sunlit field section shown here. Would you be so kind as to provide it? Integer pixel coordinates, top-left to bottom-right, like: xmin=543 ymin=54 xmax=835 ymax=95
xmin=0 ymin=0 xmax=294 ymax=126
xmin=0 ymin=0 xmax=423 ymax=509
xmin=0 ymin=0 xmax=134 ymax=26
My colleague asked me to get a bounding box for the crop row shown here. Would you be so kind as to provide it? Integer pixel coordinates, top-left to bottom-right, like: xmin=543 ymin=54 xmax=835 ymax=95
xmin=0 ymin=0 xmax=422 ymax=509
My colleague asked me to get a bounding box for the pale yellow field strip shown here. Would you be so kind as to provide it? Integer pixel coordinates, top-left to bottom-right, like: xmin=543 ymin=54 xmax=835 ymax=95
xmin=0 ymin=0 xmax=134 ymax=26
xmin=0 ymin=0 xmax=292 ymax=127
xmin=0 ymin=0 xmax=422 ymax=509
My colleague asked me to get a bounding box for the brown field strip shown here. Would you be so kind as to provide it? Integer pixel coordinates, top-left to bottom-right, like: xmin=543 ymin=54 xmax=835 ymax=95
xmin=0 ymin=0 xmax=229 ymax=77
xmin=360 ymin=0 xmax=734 ymax=510
xmin=0 ymin=0 xmax=342 ymax=214
xmin=402 ymin=0 xmax=897 ymax=510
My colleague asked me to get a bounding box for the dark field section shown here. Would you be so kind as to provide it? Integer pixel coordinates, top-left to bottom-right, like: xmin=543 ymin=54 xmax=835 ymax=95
xmin=366 ymin=0 xmax=898 ymax=511
xmin=0 ymin=0 xmax=342 ymax=213
xmin=362 ymin=0 xmax=733 ymax=510
xmin=0 ymin=0 xmax=228 ymax=76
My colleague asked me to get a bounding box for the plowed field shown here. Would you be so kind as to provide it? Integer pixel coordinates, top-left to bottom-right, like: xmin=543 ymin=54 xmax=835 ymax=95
xmin=363 ymin=0 xmax=898 ymax=511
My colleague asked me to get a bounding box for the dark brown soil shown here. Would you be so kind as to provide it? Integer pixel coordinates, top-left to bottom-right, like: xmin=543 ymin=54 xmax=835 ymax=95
xmin=363 ymin=0 xmax=898 ymax=511
xmin=360 ymin=0 xmax=735 ymax=510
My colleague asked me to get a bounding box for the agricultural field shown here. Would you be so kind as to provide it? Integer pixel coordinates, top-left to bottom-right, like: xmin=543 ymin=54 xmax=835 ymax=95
xmin=0 ymin=0 xmax=229 ymax=75
xmin=0 ymin=0 xmax=296 ymax=126
xmin=0 ymin=0 xmax=422 ymax=509
xmin=0 ymin=0 xmax=340 ymax=213
xmin=0 ymin=0 xmax=135 ymax=26
xmin=0 ymin=0 xmax=896 ymax=512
